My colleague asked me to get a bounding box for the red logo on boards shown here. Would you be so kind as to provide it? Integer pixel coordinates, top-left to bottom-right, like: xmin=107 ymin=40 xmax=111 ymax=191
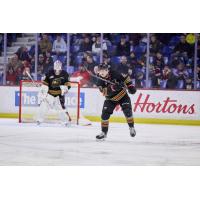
xmin=115 ymin=93 xmax=195 ymax=115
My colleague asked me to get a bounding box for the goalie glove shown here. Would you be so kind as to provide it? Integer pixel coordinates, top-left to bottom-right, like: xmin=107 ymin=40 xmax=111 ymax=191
xmin=60 ymin=85 xmax=68 ymax=96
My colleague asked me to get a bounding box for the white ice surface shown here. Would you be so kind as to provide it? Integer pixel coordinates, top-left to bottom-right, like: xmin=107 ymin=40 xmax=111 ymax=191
xmin=0 ymin=118 xmax=200 ymax=165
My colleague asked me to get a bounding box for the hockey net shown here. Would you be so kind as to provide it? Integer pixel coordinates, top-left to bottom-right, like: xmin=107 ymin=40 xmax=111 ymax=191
xmin=19 ymin=80 xmax=91 ymax=125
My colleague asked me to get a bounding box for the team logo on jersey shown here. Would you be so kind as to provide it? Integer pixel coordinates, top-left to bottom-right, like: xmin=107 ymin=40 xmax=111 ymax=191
xmin=52 ymin=78 xmax=61 ymax=86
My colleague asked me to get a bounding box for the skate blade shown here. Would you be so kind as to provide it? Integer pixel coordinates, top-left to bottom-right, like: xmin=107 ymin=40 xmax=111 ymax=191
xmin=63 ymin=123 xmax=71 ymax=127
xmin=130 ymin=133 xmax=136 ymax=137
xmin=96 ymin=138 xmax=106 ymax=142
xmin=65 ymin=124 xmax=71 ymax=127
xmin=36 ymin=122 xmax=41 ymax=126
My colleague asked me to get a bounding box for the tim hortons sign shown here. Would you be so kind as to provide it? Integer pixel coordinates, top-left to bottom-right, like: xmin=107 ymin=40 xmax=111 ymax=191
xmin=115 ymin=93 xmax=195 ymax=115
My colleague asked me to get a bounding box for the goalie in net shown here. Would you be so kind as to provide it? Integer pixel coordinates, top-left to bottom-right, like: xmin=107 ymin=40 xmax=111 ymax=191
xmin=36 ymin=60 xmax=72 ymax=126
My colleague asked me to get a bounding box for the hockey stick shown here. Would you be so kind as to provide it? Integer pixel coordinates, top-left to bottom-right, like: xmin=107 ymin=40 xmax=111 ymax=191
xmin=25 ymin=71 xmax=49 ymax=106
xmin=84 ymin=66 xmax=127 ymax=89
xmin=84 ymin=66 xmax=116 ymax=85
xmin=25 ymin=70 xmax=41 ymax=87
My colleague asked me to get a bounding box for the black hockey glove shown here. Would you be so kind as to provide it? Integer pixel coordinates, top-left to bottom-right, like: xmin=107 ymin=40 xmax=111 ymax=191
xmin=128 ymin=85 xmax=137 ymax=94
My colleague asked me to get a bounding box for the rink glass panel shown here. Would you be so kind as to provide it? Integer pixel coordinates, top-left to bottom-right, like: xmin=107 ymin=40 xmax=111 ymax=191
xmin=19 ymin=80 xmax=80 ymax=125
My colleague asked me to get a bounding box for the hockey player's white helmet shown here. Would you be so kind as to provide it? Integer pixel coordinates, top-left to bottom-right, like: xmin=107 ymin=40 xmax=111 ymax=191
xmin=54 ymin=60 xmax=62 ymax=75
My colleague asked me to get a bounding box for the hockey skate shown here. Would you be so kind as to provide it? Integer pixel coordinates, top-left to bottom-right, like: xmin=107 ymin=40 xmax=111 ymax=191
xmin=63 ymin=120 xmax=71 ymax=127
xmin=96 ymin=132 xmax=107 ymax=141
xmin=130 ymin=127 xmax=136 ymax=137
xmin=36 ymin=121 xmax=41 ymax=126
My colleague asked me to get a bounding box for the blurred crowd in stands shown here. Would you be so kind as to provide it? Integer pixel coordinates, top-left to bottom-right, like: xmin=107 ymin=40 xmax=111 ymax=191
xmin=3 ymin=33 xmax=200 ymax=90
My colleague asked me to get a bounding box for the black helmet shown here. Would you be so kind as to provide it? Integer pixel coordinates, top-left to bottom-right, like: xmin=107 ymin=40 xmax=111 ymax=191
xmin=98 ymin=63 xmax=110 ymax=70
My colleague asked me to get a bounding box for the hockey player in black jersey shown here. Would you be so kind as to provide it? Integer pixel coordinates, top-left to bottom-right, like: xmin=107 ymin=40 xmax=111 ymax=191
xmin=37 ymin=60 xmax=72 ymax=125
xmin=96 ymin=63 xmax=137 ymax=140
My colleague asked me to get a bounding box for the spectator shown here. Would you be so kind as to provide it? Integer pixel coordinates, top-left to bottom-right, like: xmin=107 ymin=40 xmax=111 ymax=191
xmin=116 ymin=35 xmax=130 ymax=56
xmin=52 ymin=34 xmax=67 ymax=57
xmin=81 ymin=51 xmax=91 ymax=64
xmin=16 ymin=67 xmax=23 ymax=85
xmin=102 ymin=35 xmax=112 ymax=48
xmin=71 ymin=65 xmax=90 ymax=87
xmin=170 ymin=55 xmax=181 ymax=68
xmin=16 ymin=46 xmax=31 ymax=62
xmin=21 ymin=67 xmax=32 ymax=81
xmin=150 ymin=35 xmax=163 ymax=55
xmin=22 ymin=60 xmax=31 ymax=70
xmin=134 ymin=54 xmax=146 ymax=87
xmin=103 ymin=54 xmax=111 ymax=65
xmin=129 ymin=51 xmax=137 ymax=66
xmin=83 ymin=54 xmax=97 ymax=73
xmin=185 ymin=78 xmax=193 ymax=90
xmin=6 ymin=67 xmax=16 ymax=85
xmin=83 ymin=54 xmax=97 ymax=86
xmin=153 ymin=52 xmax=165 ymax=69
xmin=30 ymin=57 xmax=35 ymax=73
xmin=149 ymin=64 xmax=162 ymax=88
xmin=44 ymin=51 xmax=54 ymax=73
xmin=37 ymin=54 xmax=46 ymax=77
xmin=6 ymin=54 xmax=22 ymax=72
xmin=71 ymin=51 xmax=91 ymax=69
xmin=173 ymin=62 xmax=189 ymax=89
xmin=135 ymin=71 xmax=144 ymax=88
xmin=29 ymin=44 xmax=41 ymax=58
xmin=39 ymin=33 xmax=52 ymax=54
xmin=162 ymin=65 xmax=177 ymax=89
xmin=173 ymin=35 xmax=193 ymax=58
xmin=140 ymin=34 xmax=148 ymax=43
xmin=115 ymin=56 xmax=131 ymax=76
xmin=128 ymin=52 xmax=138 ymax=80
xmin=92 ymin=35 xmax=107 ymax=55
xmin=137 ymin=54 xmax=146 ymax=68
xmin=80 ymin=36 xmax=92 ymax=52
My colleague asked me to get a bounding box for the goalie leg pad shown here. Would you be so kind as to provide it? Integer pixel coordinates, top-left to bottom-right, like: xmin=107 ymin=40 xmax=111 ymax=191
xmin=36 ymin=100 xmax=49 ymax=123
xmin=43 ymin=94 xmax=57 ymax=109
xmin=54 ymin=96 xmax=69 ymax=124
xmin=37 ymin=94 xmax=58 ymax=123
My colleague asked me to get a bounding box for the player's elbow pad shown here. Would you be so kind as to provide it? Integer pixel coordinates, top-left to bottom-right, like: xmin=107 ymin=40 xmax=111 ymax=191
xmin=128 ymin=85 xmax=137 ymax=94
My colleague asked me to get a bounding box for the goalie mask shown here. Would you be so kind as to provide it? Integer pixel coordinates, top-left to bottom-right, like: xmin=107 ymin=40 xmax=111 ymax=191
xmin=54 ymin=60 xmax=62 ymax=75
